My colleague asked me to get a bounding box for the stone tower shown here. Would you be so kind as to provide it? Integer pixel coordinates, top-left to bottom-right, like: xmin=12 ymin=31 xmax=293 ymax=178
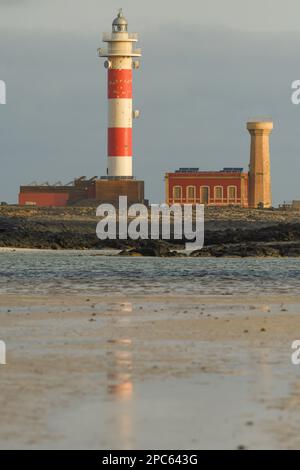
xmin=247 ymin=121 xmax=273 ymax=209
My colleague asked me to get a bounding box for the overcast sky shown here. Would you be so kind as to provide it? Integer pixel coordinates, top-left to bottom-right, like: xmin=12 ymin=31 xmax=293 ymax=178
xmin=1 ymin=0 xmax=300 ymax=204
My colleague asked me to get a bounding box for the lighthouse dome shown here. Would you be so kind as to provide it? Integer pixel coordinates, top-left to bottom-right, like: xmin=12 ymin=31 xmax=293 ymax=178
xmin=112 ymin=9 xmax=128 ymax=32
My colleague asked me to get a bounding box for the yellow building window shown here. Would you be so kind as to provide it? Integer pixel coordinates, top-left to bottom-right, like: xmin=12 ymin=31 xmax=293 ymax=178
xmin=214 ymin=186 xmax=223 ymax=199
xmin=186 ymin=186 xmax=196 ymax=202
xmin=228 ymin=186 xmax=237 ymax=200
xmin=200 ymin=186 xmax=209 ymax=204
xmin=173 ymin=186 xmax=182 ymax=201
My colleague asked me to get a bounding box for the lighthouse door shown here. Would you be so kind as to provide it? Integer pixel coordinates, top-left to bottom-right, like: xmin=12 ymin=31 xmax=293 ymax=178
xmin=201 ymin=187 xmax=209 ymax=205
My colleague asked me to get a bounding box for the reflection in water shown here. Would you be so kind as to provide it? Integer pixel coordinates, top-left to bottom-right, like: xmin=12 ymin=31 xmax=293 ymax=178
xmin=105 ymin=302 xmax=134 ymax=448
xmin=120 ymin=303 xmax=133 ymax=313
xmin=108 ymin=339 xmax=132 ymax=345
xmin=107 ymin=350 xmax=133 ymax=398
xmin=107 ymin=374 xmax=133 ymax=397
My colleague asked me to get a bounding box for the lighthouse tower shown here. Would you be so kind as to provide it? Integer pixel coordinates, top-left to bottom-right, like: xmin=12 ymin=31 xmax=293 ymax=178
xmin=95 ymin=10 xmax=145 ymax=205
xmin=98 ymin=9 xmax=141 ymax=178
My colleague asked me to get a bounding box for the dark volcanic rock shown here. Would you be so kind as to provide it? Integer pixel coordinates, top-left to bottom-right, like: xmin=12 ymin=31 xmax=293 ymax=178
xmin=204 ymin=223 xmax=300 ymax=246
xmin=191 ymin=241 xmax=300 ymax=257
xmin=1 ymin=206 xmax=300 ymax=257
xmin=119 ymin=240 xmax=180 ymax=257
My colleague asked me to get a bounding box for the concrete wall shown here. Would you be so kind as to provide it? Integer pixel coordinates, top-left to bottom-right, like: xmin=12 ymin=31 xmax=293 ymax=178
xmin=95 ymin=179 xmax=145 ymax=205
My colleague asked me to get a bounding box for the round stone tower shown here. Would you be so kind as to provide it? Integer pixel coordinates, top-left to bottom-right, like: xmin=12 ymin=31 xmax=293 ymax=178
xmin=247 ymin=121 xmax=273 ymax=209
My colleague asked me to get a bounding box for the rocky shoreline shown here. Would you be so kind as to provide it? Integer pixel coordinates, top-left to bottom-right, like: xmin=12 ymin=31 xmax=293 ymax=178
xmin=0 ymin=205 xmax=300 ymax=257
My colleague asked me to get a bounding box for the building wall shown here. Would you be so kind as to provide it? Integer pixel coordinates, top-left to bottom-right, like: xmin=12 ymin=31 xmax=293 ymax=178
xmin=18 ymin=180 xmax=96 ymax=207
xmin=165 ymin=172 xmax=249 ymax=207
xmin=292 ymin=201 xmax=300 ymax=210
xmin=18 ymin=192 xmax=70 ymax=207
xmin=95 ymin=179 xmax=145 ymax=205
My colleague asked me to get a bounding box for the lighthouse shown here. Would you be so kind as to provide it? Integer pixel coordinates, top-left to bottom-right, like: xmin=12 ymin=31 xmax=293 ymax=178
xmin=98 ymin=9 xmax=141 ymax=178
xmin=95 ymin=9 xmax=145 ymax=205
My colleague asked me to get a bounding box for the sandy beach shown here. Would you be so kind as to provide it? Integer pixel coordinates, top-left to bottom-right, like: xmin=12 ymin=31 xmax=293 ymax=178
xmin=1 ymin=292 xmax=300 ymax=449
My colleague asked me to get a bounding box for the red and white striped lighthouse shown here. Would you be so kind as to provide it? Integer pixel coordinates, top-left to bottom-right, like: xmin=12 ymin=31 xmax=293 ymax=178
xmin=98 ymin=9 xmax=141 ymax=178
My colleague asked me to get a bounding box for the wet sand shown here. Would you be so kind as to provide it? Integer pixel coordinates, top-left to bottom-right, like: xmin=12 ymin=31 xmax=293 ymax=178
xmin=1 ymin=293 xmax=300 ymax=449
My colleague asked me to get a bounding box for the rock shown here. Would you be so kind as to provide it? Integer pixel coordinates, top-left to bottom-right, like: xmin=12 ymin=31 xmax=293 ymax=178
xmin=119 ymin=249 xmax=143 ymax=256
xmin=1 ymin=206 xmax=300 ymax=256
xmin=119 ymin=240 xmax=181 ymax=257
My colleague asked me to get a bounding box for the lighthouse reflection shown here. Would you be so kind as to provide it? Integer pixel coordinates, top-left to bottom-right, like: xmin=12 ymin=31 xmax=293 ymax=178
xmin=107 ymin=349 xmax=133 ymax=398
xmin=105 ymin=302 xmax=134 ymax=448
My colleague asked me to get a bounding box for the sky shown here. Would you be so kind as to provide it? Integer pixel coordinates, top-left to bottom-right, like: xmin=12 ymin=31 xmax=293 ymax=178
xmin=1 ymin=0 xmax=300 ymax=204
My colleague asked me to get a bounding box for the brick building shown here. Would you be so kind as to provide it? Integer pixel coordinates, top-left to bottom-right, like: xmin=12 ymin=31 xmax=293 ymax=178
xmin=165 ymin=168 xmax=249 ymax=207
xmin=165 ymin=121 xmax=273 ymax=208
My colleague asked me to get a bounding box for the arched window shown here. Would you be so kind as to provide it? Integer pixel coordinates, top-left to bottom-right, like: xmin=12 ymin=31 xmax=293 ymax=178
xmin=214 ymin=186 xmax=223 ymax=200
xmin=173 ymin=186 xmax=182 ymax=202
xmin=200 ymin=186 xmax=209 ymax=204
xmin=186 ymin=186 xmax=196 ymax=202
xmin=228 ymin=186 xmax=237 ymax=202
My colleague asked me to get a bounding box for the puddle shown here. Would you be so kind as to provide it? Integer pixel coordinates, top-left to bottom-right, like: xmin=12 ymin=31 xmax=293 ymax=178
xmin=40 ymin=373 xmax=282 ymax=450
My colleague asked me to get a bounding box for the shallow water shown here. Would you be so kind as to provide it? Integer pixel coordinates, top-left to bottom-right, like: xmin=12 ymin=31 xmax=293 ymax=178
xmin=1 ymin=251 xmax=300 ymax=449
xmin=44 ymin=375 xmax=279 ymax=450
xmin=0 ymin=251 xmax=300 ymax=296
